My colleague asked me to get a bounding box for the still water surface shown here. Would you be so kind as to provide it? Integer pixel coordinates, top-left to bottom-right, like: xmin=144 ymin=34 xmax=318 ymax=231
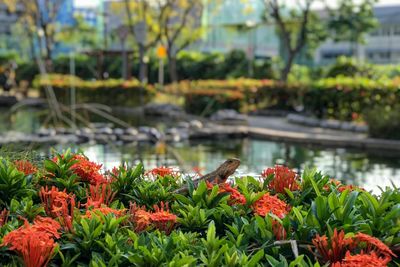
xmin=1 ymin=108 xmax=399 ymax=192
xmin=50 ymin=138 xmax=400 ymax=193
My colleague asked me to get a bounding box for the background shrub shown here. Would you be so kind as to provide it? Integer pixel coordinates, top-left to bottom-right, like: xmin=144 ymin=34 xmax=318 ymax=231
xmin=365 ymin=105 xmax=400 ymax=140
xmin=34 ymin=74 xmax=155 ymax=107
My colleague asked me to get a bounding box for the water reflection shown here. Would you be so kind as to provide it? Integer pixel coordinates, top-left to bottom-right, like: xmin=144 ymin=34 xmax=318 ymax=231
xmin=45 ymin=138 xmax=400 ymax=193
xmin=1 ymin=108 xmax=399 ymax=192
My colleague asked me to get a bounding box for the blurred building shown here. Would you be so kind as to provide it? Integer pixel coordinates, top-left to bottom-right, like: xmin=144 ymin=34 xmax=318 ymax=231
xmin=199 ymin=0 xmax=279 ymax=59
xmin=57 ymin=0 xmax=75 ymax=25
xmin=0 ymin=4 xmax=21 ymax=35
xmin=74 ymin=6 xmax=98 ymax=27
xmin=316 ymin=5 xmax=400 ymax=65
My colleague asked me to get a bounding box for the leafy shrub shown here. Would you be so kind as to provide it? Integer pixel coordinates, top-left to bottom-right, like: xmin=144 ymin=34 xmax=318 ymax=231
xmin=365 ymin=105 xmax=400 ymax=140
xmin=15 ymin=50 xmax=275 ymax=84
xmin=34 ymin=74 xmax=155 ymax=107
xmin=325 ymin=56 xmax=374 ymax=78
xmin=0 ymin=151 xmax=399 ymax=266
xmin=184 ymin=89 xmax=244 ymax=116
xmin=0 ymin=159 xmax=35 ymax=207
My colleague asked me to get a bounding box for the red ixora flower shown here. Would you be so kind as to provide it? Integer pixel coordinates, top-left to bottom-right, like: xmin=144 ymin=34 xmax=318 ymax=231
xmin=39 ymin=186 xmax=76 ymax=232
xmin=353 ymin=232 xmax=395 ymax=264
xmin=14 ymin=160 xmax=37 ymax=175
xmin=2 ymin=216 xmax=60 ymax=267
xmin=206 ymin=181 xmax=246 ymax=205
xmin=145 ymin=166 xmax=178 ymax=178
xmin=150 ymin=202 xmax=177 ymax=235
xmin=252 ymin=192 xmax=289 ymax=218
xmin=311 ymin=229 xmax=396 ymax=266
xmin=129 ymin=202 xmax=152 ymax=233
xmin=0 ymin=208 xmax=9 ymax=227
xmin=84 ymin=183 xmax=116 ymax=209
xmin=261 ymin=165 xmax=300 ymax=194
xmin=192 ymin=166 xmax=204 ymax=177
xmin=323 ymin=179 xmax=342 ymax=191
xmin=323 ymin=179 xmax=365 ymax=193
xmin=58 ymin=154 xmax=106 ymax=185
xmin=332 ymin=251 xmax=390 ymax=267
xmin=128 ymin=201 xmax=177 ymax=234
xmin=338 ymin=184 xmax=365 ymax=193
xmin=311 ymin=229 xmax=353 ymax=264
xmin=272 ymin=220 xmax=287 ymax=240
xmin=85 ymin=205 xmax=125 ymax=219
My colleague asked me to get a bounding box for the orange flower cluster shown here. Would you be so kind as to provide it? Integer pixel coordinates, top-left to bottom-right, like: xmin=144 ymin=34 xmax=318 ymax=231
xmin=311 ymin=229 xmax=395 ymax=265
xmin=323 ymin=179 xmax=342 ymax=191
xmin=129 ymin=203 xmax=152 ymax=232
xmin=261 ymin=165 xmax=300 ymax=194
xmin=252 ymin=193 xmax=289 ymax=218
xmin=14 ymin=160 xmax=37 ymax=175
xmin=2 ymin=216 xmax=60 ymax=267
xmin=272 ymin=220 xmax=287 ymax=240
xmin=85 ymin=183 xmax=116 ymax=208
xmin=70 ymin=155 xmax=106 ymax=184
xmin=129 ymin=202 xmax=177 ymax=234
xmin=352 ymin=233 xmax=395 ymax=264
xmin=337 ymin=184 xmax=364 ymax=193
xmin=323 ymin=179 xmax=364 ymax=192
xmin=39 ymin=186 xmax=76 ymax=232
xmin=332 ymin=251 xmax=390 ymax=267
xmin=110 ymin=166 xmax=120 ymax=177
xmin=145 ymin=166 xmax=178 ymax=178
xmin=206 ymin=181 xmax=246 ymax=205
xmin=312 ymin=229 xmax=352 ymax=264
xmin=192 ymin=166 xmax=204 ymax=177
xmin=151 ymin=202 xmax=178 ymax=234
xmin=0 ymin=208 xmax=9 ymax=227
xmin=84 ymin=206 xmax=125 ymax=219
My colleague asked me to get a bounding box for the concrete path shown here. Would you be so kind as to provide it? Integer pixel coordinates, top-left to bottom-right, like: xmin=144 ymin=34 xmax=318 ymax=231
xmin=225 ymin=115 xmax=400 ymax=151
xmin=248 ymin=116 xmax=367 ymax=138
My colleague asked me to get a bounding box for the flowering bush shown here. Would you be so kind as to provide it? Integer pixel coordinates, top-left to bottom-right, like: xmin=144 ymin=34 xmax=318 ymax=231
xmin=169 ymin=78 xmax=400 ymax=130
xmin=0 ymin=151 xmax=399 ymax=266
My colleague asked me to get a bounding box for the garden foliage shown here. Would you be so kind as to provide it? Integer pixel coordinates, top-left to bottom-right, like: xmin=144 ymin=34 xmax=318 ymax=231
xmin=0 ymin=150 xmax=399 ymax=266
xmin=34 ymin=74 xmax=155 ymax=107
xmin=168 ymin=77 xmax=400 ymax=127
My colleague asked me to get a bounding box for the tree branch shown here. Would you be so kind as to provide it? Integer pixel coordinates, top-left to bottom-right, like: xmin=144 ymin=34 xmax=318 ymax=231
xmin=294 ymin=0 xmax=313 ymax=54
xmin=265 ymin=0 xmax=293 ymax=52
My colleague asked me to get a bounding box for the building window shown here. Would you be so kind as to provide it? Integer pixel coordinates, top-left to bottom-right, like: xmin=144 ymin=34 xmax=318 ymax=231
xmin=382 ymin=26 xmax=391 ymax=36
xmin=379 ymin=51 xmax=391 ymax=59
xmin=370 ymin=30 xmax=379 ymax=36
xmin=321 ymin=51 xmax=352 ymax=60
xmin=394 ymin=25 xmax=400 ymax=36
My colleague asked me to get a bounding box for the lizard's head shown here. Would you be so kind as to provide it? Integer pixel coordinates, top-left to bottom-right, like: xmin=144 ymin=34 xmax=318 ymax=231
xmin=217 ymin=158 xmax=241 ymax=178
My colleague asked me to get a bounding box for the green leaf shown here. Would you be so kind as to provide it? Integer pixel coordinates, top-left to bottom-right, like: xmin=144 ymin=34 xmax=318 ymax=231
xmin=248 ymin=249 xmax=264 ymax=267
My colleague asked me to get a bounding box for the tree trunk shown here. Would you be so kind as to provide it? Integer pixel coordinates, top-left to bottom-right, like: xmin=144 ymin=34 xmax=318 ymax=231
xmin=138 ymin=43 xmax=148 ymax=83
xmin=24 ymin=21 xmax=37 ymax=61
xmin=280 ymin=52 xmax=296 ymax=82
xmin=168 ymin=54 xmax=178 ymax=83
xmin=43 ymin=26 xmax=53 ymax=72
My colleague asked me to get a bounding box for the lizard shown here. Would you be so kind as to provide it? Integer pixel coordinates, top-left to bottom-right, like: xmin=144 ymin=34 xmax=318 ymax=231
xmin=174 ymin=158 xmax=241 ymax=194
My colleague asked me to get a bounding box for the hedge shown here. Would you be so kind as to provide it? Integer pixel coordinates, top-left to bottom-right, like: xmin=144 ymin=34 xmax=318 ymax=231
xmin=170 ymin=77 xmax=400 ymax=122
xmin=15 ymin=50 xmax=275 ymax=84
xmin=34 ymin=74 xmax=155 ymax=107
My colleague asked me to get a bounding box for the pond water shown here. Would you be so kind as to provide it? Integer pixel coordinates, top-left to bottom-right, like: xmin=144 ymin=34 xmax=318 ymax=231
xmin=1 ymin=108 xmax=400 ymax=192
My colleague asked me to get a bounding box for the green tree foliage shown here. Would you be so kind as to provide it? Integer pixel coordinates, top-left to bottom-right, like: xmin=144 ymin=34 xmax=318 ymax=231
xmin=2 ymin=0 xmax=67 ymax=71
xmin=161 ymin=0 xmax=208 ymax=83
xmin=328 ymin=0 xmax=378 ymax=58
xmin=110 ymin=0 xmax=165 ymax=82
xmin=262 ymin=0 xmax=327 ymax=82
xmin=56 ymin=15 xmax=99 ymax=51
